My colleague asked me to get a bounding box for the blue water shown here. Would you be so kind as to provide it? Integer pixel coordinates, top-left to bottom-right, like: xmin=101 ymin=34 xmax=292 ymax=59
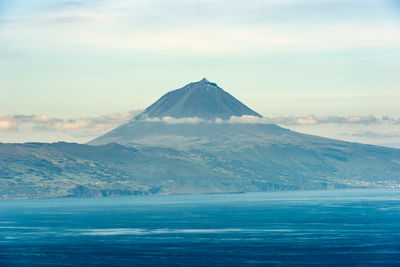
xmin=1 ymin=189 xmax=400 ymax=266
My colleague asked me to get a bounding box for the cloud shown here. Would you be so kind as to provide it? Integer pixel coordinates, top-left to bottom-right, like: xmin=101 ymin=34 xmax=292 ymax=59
xmin=145 ymin=115 xmax=271 ymax=124
xmin=33 ymin=114 xmax=58 ymax=123
xmin=41 ymin=110 xmax=140 ymax=135
xmin=295 ymin=116 xmax=318 ymax=125
xmin=0 ymin=115 xmax=18 ymax=131
xmin=142 ymin=114 xmax=393 ymax=126
xmin=217 ymin=115 xmax=271 ymax=124
xmin=215 ymin=115 xmax=384 ymax=126
xmin=145 ymin=116 xmax=206 ymax=124
xmin=0 ymin=114 xmax=35 ymax=131
xmin=0 ymin=110 xmax=141 ymax=135
xmin=272 ymin=115 xmax=381 ymax=126
xmin=224 ymin=115 xmax=397 ymax=126
xmin=339 ymin=131 xmax=400 ymax=139
xmin=1 ymin=112 xmax=399 ymax=137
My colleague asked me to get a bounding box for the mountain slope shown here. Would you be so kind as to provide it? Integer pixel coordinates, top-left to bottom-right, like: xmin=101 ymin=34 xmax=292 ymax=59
xmin=136 ymin=78 xmax=261 ymax=120
xmin=1 ymin=137 xmax=400 ymax=199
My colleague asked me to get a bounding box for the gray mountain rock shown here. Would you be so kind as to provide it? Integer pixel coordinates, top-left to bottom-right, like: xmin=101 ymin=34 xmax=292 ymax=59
xmin=136 ymin=78 xmax=262 ymax=120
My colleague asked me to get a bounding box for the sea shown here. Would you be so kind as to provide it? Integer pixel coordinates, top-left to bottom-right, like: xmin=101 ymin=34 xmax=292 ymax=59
xmin=0 ymin=189 xmax=400 ymax=266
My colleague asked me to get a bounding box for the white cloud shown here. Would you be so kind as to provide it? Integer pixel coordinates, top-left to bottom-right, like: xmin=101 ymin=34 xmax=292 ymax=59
xmin=0 ymin=114 xmax=34 ymax=131
xmin=295 ymin=116 xmax=318 ymax=125
xmin=142 ymin=114 xmax=389 ymax=126
xmin=0 ymin=110 xmax=141 ymax=134
xmin=53 ymin=120 xmax=90 ymax=130
xmin=0 ymin=115 xmax=18 ymax=131
xmin=342 ymin=131 xmax=400 ymax=139
xmin=163 ymin=116 xmax=205 ymax=124
xmin=219 ymin=115 xmax=271 ymax=124
xmin=33 ymin=114 xmax=58 ymax=123
xmin=273 ymin=115 xmax=380 ymax=126
xmin=144 ymin=116 xmax=206 ymax=124
xmin=0 ymin=112 xmax=397 ymax=134
xmin=146 ymin=115 xmax=270 ymax=124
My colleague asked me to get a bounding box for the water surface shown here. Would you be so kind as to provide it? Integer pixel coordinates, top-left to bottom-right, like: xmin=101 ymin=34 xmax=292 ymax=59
xmin=1 ymin=189 xmax=400 ymax=266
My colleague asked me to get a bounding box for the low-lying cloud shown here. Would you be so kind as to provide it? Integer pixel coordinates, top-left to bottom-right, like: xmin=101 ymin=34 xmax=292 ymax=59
xmin=0 ymin=111 xmax=140 ymax=136
xmin=340 ymin=131 xmax=400 ymax=139
xmin=144 ymin=116 xmax=206 ymax=124
xmin=271 ymin=115 xmax=381 ymax=126
xmin=1 ymin=112 xmax=399 ymax=136
xmin=0 ymin=115 xmax=18 ymax=131
xmin=218 ymin=115 xmax=272 ymax=124
xmin=145 ymin=114 xmax=393 ymax=126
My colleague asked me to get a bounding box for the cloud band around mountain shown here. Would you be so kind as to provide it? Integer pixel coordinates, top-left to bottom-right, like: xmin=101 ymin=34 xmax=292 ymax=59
xmin=1 ymin=112 xmax=399 ymax=135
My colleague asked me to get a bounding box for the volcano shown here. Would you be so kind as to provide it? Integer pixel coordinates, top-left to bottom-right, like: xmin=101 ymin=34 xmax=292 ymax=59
xmin=89 ymin=78 xmax=270 ymax=147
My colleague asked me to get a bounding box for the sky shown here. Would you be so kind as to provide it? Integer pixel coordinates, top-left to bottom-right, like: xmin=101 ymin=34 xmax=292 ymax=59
xmin=0 ymin=0 xmax=400 ymax=146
